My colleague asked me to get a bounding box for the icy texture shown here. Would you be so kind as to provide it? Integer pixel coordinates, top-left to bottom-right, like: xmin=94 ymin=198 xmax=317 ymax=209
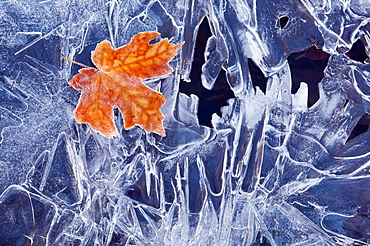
xmin=0 ymin=0 xmax=370 ymax=245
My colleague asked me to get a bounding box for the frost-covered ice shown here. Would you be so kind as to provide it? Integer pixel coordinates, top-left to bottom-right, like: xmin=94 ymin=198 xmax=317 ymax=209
xmin=0 ymin=0 xmax=370 ymax=245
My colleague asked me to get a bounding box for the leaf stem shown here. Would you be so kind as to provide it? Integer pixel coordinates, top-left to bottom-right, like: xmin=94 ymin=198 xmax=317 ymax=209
xmin=62 ymin=57 xmax=93 ymax=69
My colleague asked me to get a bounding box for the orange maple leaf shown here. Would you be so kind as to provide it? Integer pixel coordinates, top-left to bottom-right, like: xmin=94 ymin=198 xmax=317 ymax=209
xmin=64 ymin=32 xmax=183 ymax=138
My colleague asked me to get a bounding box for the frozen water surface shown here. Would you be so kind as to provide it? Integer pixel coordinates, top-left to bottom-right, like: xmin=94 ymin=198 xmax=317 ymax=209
xmin=0 ymin=0 xmax=370 ymax=245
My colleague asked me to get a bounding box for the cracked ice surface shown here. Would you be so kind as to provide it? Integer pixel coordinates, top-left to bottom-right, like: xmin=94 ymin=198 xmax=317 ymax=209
xmin=0 ymin=0 xmax=370 ymax=245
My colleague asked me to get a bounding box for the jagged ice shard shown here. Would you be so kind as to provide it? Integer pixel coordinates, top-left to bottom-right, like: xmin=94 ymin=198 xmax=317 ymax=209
xmin=0 ymin=0 xmax=370 ymax=245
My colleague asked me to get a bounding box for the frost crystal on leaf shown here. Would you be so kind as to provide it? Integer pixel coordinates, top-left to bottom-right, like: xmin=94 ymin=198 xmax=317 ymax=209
xmin=67 ymin=32 xmax=182 ymax=138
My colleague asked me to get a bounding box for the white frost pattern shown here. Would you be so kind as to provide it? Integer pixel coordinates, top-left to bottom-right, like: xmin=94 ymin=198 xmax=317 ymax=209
xmin=0 ymin=0 xmax=370 ymax=245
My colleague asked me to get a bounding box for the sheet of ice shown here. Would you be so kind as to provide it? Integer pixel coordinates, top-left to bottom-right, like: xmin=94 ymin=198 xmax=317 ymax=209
xmin=0 ymin=0 xmax=370 ymax=245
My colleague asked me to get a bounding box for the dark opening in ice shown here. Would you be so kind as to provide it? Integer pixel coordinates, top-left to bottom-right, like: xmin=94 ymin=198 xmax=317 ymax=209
xmin=346 ymin=39 xmax=368 ymax=63
xmin=248 ymin=58 xmax=268 ymax=93
xmin=347 ymin=114 xmax=370 ymax=142
xmin=179 ymin=17 xmax=234 ymax=127
xmin=288 ymin=46 xmax=330 ymax=107
xmin=279 ymin=16 xmax=289 ymax=29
